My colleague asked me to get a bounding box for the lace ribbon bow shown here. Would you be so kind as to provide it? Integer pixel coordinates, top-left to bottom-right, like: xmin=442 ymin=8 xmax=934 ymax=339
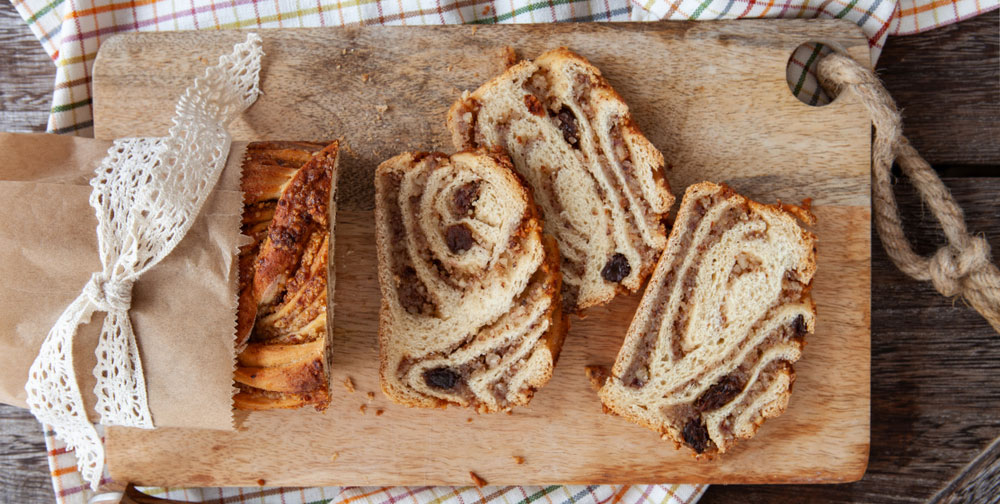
xmin=24 ymin=33 xmax=264 ymax=490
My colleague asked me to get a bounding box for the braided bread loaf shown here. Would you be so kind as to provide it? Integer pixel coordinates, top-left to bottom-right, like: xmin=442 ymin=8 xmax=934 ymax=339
xmin=448 ymin=48 xmax=674 ymax=311
xmin=375 ymin=149 xmax=567 ymax=413
xmin=233 ymin=141 xmax=338 ymax=411
xmin=597 ymin=182 xmax=816 ymax=455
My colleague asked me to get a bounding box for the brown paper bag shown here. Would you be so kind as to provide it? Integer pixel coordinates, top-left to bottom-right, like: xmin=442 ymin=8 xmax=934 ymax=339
xmin=0 ymin=132 xmax=244 ymax=431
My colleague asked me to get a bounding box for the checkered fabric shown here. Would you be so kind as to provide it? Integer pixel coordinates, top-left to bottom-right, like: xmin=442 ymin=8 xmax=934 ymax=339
xmin=140 ymin=483 xmax=708 ymax=504
xmin=43 ymin=426 xmax=113 ymax=502
xmin=10 ymin=0 xmax=999 ymax=135
xmin=43 ymin=426 xmax=708 ymax=504
xmin=13 ymin=0 xmax=998 ymax=501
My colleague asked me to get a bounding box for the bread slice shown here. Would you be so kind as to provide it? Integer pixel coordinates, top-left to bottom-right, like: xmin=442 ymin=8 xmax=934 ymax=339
xmin=233 ymin=141 xmax=339 ymax=411
xmin=375 ymin=149 xmax=567 ymax=413
xmin=597 ymin=182 xmax=816 ymax=455
xmin=448 ymin=47 xmax=674 ymax=311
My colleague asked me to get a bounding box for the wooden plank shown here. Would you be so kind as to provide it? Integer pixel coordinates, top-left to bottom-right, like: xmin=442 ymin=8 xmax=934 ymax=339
xmin=931 ymin=436 xmax=1000 ymax=503
xmin=876 ymin=12 xmax=1000 ymax=169
xmin=0 ymin=1 xmax=53 ymax=133
xmin=95 ymin=20 xmax=871 ymax=486
xmin=0 ymin=5 xmax=57 ymax=503
xmin=0 ymin=404 xmax=52 ymax=503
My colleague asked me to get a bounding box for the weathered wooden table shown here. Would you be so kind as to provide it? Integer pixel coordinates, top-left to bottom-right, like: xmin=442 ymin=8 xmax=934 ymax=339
xmin=1 ymin=6 xmax=997 ymax=502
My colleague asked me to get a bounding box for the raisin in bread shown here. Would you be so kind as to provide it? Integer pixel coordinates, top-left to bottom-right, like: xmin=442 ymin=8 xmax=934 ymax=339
xmin=375 ymin=149 xmax=567 ymax=413
xmin=448 ymin=48 xmax=674 ymax=311
xmin=597 ymin=182 xmax=817 ymax=455
xmin=233 ymin=141 xmax=339 ymax=411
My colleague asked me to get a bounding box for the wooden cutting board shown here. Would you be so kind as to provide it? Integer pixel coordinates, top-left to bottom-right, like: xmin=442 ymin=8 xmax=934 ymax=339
xmin=93 ymin=20 xmax=871 ymax=486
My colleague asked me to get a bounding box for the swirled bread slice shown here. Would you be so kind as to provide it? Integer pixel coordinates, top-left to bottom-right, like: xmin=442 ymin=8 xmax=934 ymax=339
xmin=597 ymin=182 xmax=816 ymax=456
xmin=448 ymin=48 xmax=674 ymax=311
xmin=375 ymin=149 xmax=567 ymax=413
xmin=234 ymin=141 xmax=339 ymax=411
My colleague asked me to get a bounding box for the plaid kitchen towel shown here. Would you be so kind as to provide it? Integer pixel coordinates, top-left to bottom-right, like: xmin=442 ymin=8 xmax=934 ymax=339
xmin=137 ymin=483 xmax=708 ymax=504
xmin=13 ymin=0 xmax=998 ymax=501
xmin=10 ymin=0 xmax=1000 ymax=135
xmin=44 ymin=426 xmax=708 ymax=504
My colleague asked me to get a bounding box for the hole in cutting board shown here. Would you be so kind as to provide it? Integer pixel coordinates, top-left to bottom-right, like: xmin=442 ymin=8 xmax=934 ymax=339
xmin=786 ymin=42 xmax=838 ymax=107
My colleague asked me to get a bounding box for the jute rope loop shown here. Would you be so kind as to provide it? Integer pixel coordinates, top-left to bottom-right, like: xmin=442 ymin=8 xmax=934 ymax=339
xmin=817 ymin=53 xmax=1000 ymax=334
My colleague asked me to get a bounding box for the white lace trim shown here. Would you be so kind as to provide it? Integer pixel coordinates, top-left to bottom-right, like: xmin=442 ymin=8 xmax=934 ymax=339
xmin=24 ymin=33 xmax=263 ymax=490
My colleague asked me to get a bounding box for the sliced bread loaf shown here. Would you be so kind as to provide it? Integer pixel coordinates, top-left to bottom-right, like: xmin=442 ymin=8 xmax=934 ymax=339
xmin=598 ymin=182 xmax=816 ymax=455
xmin=375 ymin=149 xmax=566 ymax=413
xmin=448 ymin=48 xmax=674 ymax=311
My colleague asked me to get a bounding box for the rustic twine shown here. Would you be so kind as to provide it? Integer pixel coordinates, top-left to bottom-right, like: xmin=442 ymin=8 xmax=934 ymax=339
xmin=817 ymin=53 xmax=1000 ymax=334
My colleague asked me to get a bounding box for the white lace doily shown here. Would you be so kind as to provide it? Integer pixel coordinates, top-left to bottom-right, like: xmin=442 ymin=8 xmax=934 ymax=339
xmin=24 ymin=33 xmax=263 ymax=490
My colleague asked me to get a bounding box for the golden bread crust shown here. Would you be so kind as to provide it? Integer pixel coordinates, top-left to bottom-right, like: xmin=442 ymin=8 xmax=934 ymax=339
xmin=234 ymin=141 xmax=339 ymax=412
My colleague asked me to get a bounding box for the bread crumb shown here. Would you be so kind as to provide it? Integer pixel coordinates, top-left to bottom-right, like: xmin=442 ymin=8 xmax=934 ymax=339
xmin=359 ymin=404 xmax=367 ymax=414
xmin=497 ymin=46 xmax=517 ymax=70
xmin=367 ymin=391 xmax=375 ymax=401
xmin=512 ymin=455 xmax=525 ymax=465
xmin=466 ymin=417 xmax=473 ymax=423
xmin=471 ymin=26 xmax=478 ymax=35
xmin=447 ymin=65 xmax=454 ymax=72
xmin=330 ymin=452 xmax=340 ymax=462
xmin=361 ymin=73 xmax=370 ymax=83
xmin=340 ymin=139 xmax=357 ymax=157
xmin=337 ymin=64 xmax=342 ymax=69
xmin=375 ymin=409 xmax=384 ymax=416
xmin=585 ymin=365 xmax=611 ymax=392
xmin=343 ymin=377 xmax=355 ymax=393
xmin=256 ymin=478 xmax=266 ymax=486
xmin=376 ymin=104 xmax=389 ymax=114
xmin=342 ymin=48 xmax=347 ymax=55
xmin=469 ymin=471 xmax=487 ymax=488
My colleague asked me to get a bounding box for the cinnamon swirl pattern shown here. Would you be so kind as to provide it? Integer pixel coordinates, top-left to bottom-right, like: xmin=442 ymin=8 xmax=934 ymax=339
xmin=448 ymin=48 xmax=674 ymax=311
xmin=598 ymin=182 xmax=817 ymax=456
xmin=375 ymin=150 xmax=567 ymax=413
xmin=233 ymin=141 xmax=338 ymax=411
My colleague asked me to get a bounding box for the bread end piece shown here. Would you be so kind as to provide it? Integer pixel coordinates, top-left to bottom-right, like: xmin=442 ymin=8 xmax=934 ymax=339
xmin=234 ymin=140 xmax=339 ymax=412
